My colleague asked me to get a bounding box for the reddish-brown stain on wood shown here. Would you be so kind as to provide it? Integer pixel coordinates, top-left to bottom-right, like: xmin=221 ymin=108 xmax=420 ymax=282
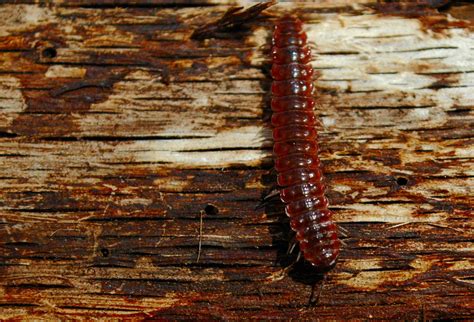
xmin=374 ymin=0 xmax=473 ymax=32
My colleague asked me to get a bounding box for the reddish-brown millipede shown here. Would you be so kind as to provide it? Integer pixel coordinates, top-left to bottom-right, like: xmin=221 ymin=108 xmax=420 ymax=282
xmin=271 ymin=15 xmax=340 ymax=270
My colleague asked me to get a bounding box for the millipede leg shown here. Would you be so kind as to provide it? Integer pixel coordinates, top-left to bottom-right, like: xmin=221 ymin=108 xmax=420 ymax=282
xmin=339 ymin=225 xmax=349 ymax=236
xmin=295 ymin=251 xmax=302 ymax=263
xmin=264 ymin=188 xmax=280 ymax=200
xmin=254 ymin=201 xmax=267 ymax=210
xmin=308 ymin=274 xmax=326 ymax=307
xmin=287 ymin=234 xmax=298 ymax=254
xmin=255 ymin=185 xmax=280 ymax=210
xmin=254 ymin=190 xmax=280 ymax=210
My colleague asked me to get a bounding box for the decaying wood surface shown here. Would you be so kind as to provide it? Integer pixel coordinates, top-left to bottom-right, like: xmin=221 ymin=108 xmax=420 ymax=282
xmin=0 ymin=0 xmax=473 ymax=319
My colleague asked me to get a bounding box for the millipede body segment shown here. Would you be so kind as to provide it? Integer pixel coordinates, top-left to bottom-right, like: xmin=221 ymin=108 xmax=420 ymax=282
xmin=271 ymin=16 xmax=340 ymax=269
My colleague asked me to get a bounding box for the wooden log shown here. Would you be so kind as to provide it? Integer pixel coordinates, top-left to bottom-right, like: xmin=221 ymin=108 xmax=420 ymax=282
xmin=0 ymin=1 xmax=473 ymax=319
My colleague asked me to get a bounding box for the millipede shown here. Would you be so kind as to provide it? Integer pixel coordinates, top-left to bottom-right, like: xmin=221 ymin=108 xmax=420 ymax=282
xmin=271 ymin=15 xmax=341 ymax=270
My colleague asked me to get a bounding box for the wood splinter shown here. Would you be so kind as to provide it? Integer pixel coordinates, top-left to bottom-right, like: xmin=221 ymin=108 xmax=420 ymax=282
xmin=196 ymin=210 xmax=204 ymax=263
xmin=191 ymin=1 xmax=275 ymax=39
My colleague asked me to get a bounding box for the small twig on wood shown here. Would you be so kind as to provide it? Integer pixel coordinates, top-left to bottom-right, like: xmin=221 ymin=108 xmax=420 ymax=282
xmin=191 ymin=1 xmax=276 ymax=39
xmin=196 ymin=210 xmax=204 ymax=263
xmin=446 ymin=275 xmax=474 ymax=290
xmin=388 ymin=222 xmax=412 ymax=229
xmin=426 ymin=223 xmax=463 ymax=232
xmin=388 ymin=221 xmax=462 ymax=232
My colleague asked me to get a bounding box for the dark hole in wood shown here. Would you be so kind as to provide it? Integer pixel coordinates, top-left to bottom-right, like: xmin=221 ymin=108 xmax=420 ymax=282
xmin=100 ymin=248 xmax=110 ymax=257
xmin=396 ymin=177 xmax=408 ymax=186
xmin=42 ymin=47 xmax=57 ymax=58
xmin=204 ymin=204 xmax=219 ymax=216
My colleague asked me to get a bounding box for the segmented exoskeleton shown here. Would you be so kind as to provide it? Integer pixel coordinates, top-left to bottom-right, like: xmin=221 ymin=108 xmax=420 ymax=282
xmin=271 ymin=16 xmax=340 ymax=269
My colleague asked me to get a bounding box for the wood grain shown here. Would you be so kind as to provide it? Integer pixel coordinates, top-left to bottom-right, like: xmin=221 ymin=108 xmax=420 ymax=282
xmin=0 ymin=1 xmax=473 ymax=319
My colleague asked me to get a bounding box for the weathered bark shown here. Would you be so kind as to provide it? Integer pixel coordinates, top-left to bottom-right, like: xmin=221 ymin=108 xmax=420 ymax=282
xmin=0 ymin=1 xmax=473 ymax=319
